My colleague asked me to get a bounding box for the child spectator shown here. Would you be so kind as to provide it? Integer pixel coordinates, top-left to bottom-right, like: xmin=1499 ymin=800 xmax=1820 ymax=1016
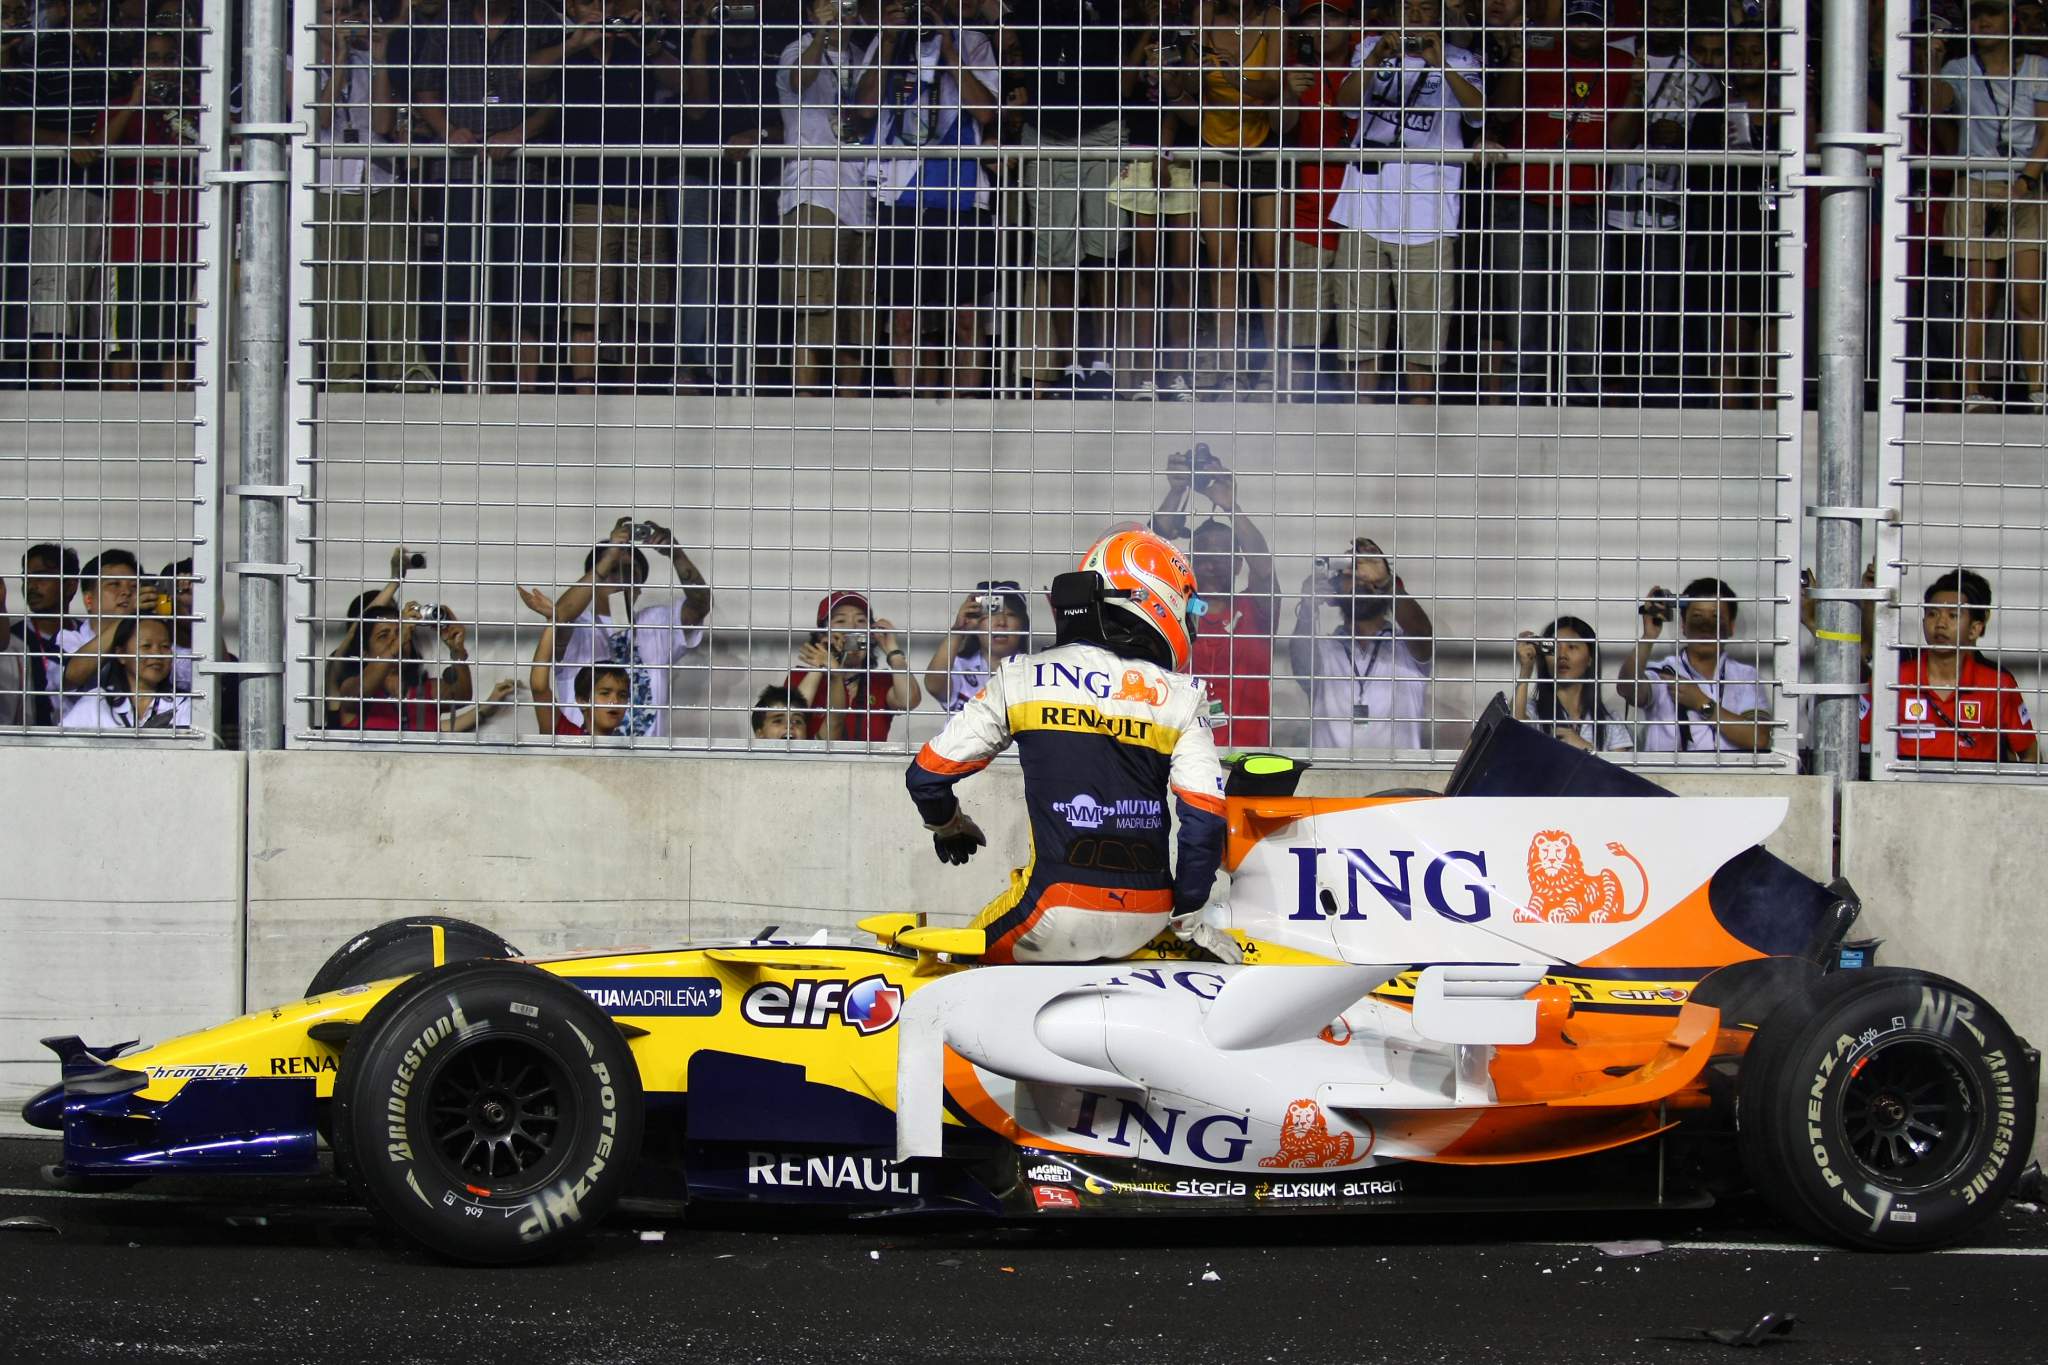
xmin=1289 ymin=535 xmax=1435 ymax=751
xmin=922 ymin=579 xmax=1031 ymax=711
xmin=518 ymin=583 xmax=630 ymax=737
xmin=1617 ymin=576 xmax=1773 ymax=752
xmin=1514 ymin=614 xmax=1632 ymax=751
xmin=752 ymin=683 xmax=808 ymax=738
xmin=550 ymin=517 xmax=713 ymax=738
xmin=787 ymin=590 xmax=922 ymax=739
xmin=60 ymin=614 xmax=189 ymax=729
xmin=1891 ymin=568 xmax=2038 ymax=763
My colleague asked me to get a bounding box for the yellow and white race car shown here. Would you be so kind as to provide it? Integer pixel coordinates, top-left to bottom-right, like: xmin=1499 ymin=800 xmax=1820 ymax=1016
xmin=24 ymin=707 xmax=2041 ymax=1263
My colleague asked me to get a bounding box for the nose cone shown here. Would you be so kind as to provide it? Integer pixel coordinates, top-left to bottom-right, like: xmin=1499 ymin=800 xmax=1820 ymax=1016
xmin=22 ymin=1082 xmax=66 ymax=1130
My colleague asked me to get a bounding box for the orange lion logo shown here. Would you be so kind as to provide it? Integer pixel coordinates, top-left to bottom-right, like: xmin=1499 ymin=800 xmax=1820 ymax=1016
xmin=1259 ymin=1099 xmax=1359 ymax=1169
xmin=1111 ymin=669 xmax=1166 ymax=706
xmin=1516 ymin=831 xmax=1650 ymax=924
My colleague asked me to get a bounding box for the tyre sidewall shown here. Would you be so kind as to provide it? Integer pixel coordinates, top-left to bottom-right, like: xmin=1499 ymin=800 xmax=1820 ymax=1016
xmin=1743 ymin=968 xmax=2033 ymax=1250
xmin=306 ymin=916 xmax=522 ymax=999
xmin=335 ymin=963 xmax=642 ymax=1264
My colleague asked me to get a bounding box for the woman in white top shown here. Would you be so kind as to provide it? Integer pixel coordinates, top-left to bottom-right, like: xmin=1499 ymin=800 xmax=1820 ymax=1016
xmin=1513 ymin=615 xmax=1633 ymax=752
xmin=923 ymin=580 xmax=1031 ymax=712
xmin=60 ymin=615 xmax=191 ymax=731
xmin=1289 ymin=537 xmax=1435 ymax=751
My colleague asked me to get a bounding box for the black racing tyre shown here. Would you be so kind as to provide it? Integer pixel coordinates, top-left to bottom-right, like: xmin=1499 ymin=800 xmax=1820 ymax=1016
xmin=1737 ymin=966 xmax=2037 ymax=1251
xmin=305 ymin=916 xmax=522 ymax=999
xmin=1369 ymin=788 xmax=1439 ymax=798
xmin=330 ymin=961 xmax=643 ymax=1265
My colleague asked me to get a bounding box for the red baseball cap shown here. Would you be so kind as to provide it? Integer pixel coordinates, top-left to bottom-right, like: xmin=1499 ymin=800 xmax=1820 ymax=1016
xmin=817 ymin=590 xmax=871 ymax=626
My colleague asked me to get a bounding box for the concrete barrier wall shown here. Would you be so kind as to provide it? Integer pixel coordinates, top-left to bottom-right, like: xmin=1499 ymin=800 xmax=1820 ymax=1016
xmin=9 ymin=747 xmax=2042 ymax=1169
xmin=240 ymin=750 xmax=1834 ymax=1007
xmin=0 ymin=748 xmax=245 ymax=1135
xmin=1843 ymin=782 xmax=2048 ymax=1168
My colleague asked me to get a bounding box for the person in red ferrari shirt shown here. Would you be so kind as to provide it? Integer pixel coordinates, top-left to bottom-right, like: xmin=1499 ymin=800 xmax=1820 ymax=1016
xmin=1485 ymin=0 xmax=1640 ymax=402
xmin=1151 ymin=446 xmax=1278 ymax=750
xmin=1892 ymin=569 xmax=2038 ymax=764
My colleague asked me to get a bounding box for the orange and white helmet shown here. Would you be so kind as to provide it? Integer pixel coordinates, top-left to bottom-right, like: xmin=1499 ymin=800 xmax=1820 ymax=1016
xmin=1078 ymin=526 xmax=1203 ymax=672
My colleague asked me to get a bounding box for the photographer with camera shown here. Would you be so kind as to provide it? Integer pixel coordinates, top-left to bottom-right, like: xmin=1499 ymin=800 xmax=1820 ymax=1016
xmin=787 ymin=589 xmax=922 ymax=740
xmin=327 ymin=599 xmax=476 ymax=732
xmin=1931 ymin=0 xmax=2048 ymax=412
xmin=777 ymin=0 xmax=878 ymax=396
xmin=1514 ymin=615 xmax=1630 ymax=751
xmin=1601 ymin=0 xmax=1719 ymax=404
xmin=923 ymin=580 xmax=1030 ymax=712
xmin=549 ymin=516 xmax=713 ymax=738
xmin=1152 ymin=445 xmax=1278 ymax=746
xmin=854 ymin=0 xmax=999 ymax=395
xmin=1328 ymin=0 xmax=1482 ymax=404
xmin=1616 ymin=576 xmax=1772 ymax=753
xmin=1288 ymin=535 xmax=1435 ymax=751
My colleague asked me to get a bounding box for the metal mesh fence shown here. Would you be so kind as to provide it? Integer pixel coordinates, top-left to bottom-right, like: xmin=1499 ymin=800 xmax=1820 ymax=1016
xmin=270 ymin=0 xmax=1810 ymax=763
xmin=0 ymin=0 xmax=223 ymax=739
xmin=1877 ymin=0 xmax=2047 ymax=779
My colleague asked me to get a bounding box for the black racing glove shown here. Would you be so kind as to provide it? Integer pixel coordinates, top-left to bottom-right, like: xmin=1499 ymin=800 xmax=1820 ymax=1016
xmin=925 ymin=809 xmax=987 ymax=866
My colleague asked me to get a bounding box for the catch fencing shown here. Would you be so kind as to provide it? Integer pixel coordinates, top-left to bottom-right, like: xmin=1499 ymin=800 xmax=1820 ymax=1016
xmin=5 ymin=0 xmax=2038 ymax=779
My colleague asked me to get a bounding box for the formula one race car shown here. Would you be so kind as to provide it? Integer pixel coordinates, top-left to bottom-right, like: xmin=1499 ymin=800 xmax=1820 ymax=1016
xmin=24 ymin=702 xmax=2042 ymax=1263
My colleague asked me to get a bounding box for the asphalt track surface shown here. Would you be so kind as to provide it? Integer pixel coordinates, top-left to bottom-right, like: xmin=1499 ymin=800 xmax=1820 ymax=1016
xmin=1 ymin=1136 xmax=2044 ymax=1365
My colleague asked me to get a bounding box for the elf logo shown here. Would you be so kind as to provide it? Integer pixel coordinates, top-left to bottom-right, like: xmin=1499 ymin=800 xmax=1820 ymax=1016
xmin=740 ymin=975 xmax=903 ymax=1035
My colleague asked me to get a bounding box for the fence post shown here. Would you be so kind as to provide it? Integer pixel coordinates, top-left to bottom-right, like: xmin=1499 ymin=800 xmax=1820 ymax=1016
xmin=1811 ymin=0 xmax=1876 ymax=786
xmin=234 ymin=0 xmax=290 ymax=750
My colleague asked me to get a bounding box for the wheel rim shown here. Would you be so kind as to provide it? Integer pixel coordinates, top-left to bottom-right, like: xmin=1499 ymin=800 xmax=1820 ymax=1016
xmin=1839 ymin=1035 xmax=1983 ymax=1193
xmin=424 ymin=1037 xmax=576 ymax=1195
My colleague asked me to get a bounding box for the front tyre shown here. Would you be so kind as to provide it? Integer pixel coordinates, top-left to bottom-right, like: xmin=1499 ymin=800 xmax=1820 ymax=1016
xmin=331 ymin=962 xmax=643 ymax=1264
xmin=1738 ymin=967 xmax=2036 ymax=1250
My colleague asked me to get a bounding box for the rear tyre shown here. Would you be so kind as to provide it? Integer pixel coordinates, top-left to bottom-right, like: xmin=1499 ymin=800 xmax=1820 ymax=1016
xmin=305 ymin=916 xmax=522 ymax=998
xmin=1738 ymin=966 xmax=2036 ymax=1250
xmin=331 ymin=961 xmax=643 ymax=1264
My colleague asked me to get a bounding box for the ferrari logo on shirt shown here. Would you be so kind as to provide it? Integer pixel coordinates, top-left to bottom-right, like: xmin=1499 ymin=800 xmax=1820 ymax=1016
xmin=1573 ymin=80 xmax=1591 ymax=100
xmin=1959 ymin=700 xmax=1983 ymax=725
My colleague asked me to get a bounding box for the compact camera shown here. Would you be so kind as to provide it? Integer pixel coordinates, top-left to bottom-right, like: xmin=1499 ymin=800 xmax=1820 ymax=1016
xmin=401 ymin=551 xmax=427 ymax=572
xmin=1639 ymin=589 xmax=1676 ymax=625
xmin=719 ymin=2 xmax=757 ymax=20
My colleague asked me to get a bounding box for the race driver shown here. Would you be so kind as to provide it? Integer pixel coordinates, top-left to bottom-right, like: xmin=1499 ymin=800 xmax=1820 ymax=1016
xmin=905 ymin=528 xmax=1229 ymax=964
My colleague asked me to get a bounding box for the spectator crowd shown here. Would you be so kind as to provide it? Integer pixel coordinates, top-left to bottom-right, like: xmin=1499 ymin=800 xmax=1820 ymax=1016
xmin=5 ymin=0 xmax=2046 ymax=406
xmin=6 ymin=442 xmax=2039 ymax=770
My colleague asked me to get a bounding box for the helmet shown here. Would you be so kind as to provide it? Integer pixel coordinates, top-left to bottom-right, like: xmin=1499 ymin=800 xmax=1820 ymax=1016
xmin=1077 ymin=527 xmax=1202 ymax=673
